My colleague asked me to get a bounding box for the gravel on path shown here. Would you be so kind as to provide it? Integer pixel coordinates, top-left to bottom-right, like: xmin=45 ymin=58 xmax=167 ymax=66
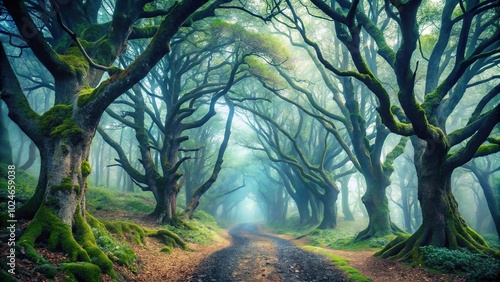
xmin=190 ymin=223 xmax=349 ymax=282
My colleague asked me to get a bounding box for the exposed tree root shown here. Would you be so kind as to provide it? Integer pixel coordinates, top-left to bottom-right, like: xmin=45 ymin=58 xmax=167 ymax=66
xmin=18 ymin=205 xmax=116 ymax=279
xmin=375 ymin=221 xmax=494 ymax=262
xmin=61 ymin=262 xmax=101 ymax=282
xmin=355 ymin=222 xmax=404 ymax=242
xmin=147 ymin=229 xmax=188 ymax=253
xmin=97 ymin=216 xmax=189 ymax=252
xmin=18 ymin=207 xmax=190 ymax=281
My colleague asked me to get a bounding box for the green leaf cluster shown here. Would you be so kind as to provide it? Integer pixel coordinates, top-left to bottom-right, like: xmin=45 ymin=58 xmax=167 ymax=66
xmin=420 ymin=246 xmax=500 ymax=280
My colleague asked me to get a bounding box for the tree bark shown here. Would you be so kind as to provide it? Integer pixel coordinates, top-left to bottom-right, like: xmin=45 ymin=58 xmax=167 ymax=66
xmin=340 ymin=177 xmax=354 ymax=221
xmin=356 ymin=179 xmax=402 ymax=240
xmin=377 ymin=142 xmax=490 ymax=260
xmin=317 ymin=189 xmax=338 ymax=229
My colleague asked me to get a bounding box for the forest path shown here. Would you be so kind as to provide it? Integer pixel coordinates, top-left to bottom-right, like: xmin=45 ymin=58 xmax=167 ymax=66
xmin=190 ymin=223 xmax=349 ymax=282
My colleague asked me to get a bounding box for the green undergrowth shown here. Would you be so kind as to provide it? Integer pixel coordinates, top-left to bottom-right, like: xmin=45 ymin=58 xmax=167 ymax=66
xmin=309 ymin=229 xmax=397 ymax=251
xmin=0 ymin=164 xmax=37 ymax=204
xmin=302 ymin=245 xmax=371 ymax=282
xmin=264 ymin=216 xmax=319 ymax=237
xmin=266 ymin=217 xmax=383 ymax=251
xmin=420 ymin=246 xmax=500 ymax=281
xmin=482 ymin=234 xmax=500 ymax=250
xmin=86 ymin=186 xmax=155 ymax=215
xmin=164 ymin=210 xmax=220 ymax=245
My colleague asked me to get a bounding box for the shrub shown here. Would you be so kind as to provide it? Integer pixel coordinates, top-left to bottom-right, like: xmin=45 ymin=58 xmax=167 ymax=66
xmin=420 ymin=246 xmax=500 ymax=281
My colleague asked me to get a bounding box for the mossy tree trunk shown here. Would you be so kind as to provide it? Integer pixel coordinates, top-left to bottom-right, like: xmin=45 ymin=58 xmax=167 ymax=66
xmin=184 ymin=98 xmax=234 ymax=219
xmin=356 ymin=179 xmax=401 ymax=240
xmin=1 ymin=0 xmax=225 ymax=274
xmin=317 ymin=187 xmax=339 ymax=229
xmin=377 ymin=141 xmax=491 ymax=260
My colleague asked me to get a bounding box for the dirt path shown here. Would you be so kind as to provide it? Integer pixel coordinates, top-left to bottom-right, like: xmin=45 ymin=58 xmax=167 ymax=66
xmin=190 ymin=223 xmax=349 ymax=282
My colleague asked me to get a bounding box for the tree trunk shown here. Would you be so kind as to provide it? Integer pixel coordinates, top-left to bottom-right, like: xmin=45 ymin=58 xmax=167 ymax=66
xmin=356 ymin=180 xmax=402 ymax=240
xmin=317 ymin=189 xmax=338 ymax=229
xmin=19 ymin=141 xmax=37 ymax=171
xmin=296 ymin=196 xmax=311 ymax=225
xmin=18 ymin=132 xmax=116 ymax=277
xmin=340 ymin=178 xmax=354 ymax=221
xmin=308 ymin=195 xmax=321 ymax=225
xmin=377 ymin=144 xmax=489 ymax=260
xmin=400 ymin=181 xmax=413 ymax=233
xmin=150 ymin=179 xmax=180 ymax=225
xmin=474 ymin=170 xmax=500 ymax=239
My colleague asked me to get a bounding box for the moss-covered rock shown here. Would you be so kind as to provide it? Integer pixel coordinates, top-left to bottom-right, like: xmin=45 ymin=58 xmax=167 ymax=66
xmin=60 ymin=262 xmax=101 ymax=282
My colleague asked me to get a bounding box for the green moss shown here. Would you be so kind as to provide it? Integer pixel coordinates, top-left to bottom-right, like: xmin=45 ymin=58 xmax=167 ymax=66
xmin=148 ymin=229 xmax=188 ymax=250
xmin=41 ymin=105 xmax=73 ymax=136
xmin=86 ymin=214 xmax=137 ymax=268
xmin=90 ymin=38 xmax=115 ymax=66
xmin=45 ymin=196 xmax=62 ymax=210
xmin=81 ymin=23 xmax=110 ymax=41
xmin=19 ymin=204 xmax=90 ymax=264
xmin=77 ymin=88 xmax=96 ymax=108
xmin=34 ymin=264 xmax=57 ymax=279
xmin=73 ymin=212 xmax=115 ymax=278
xmin=60 ymin=262 xmax=101 ymax=282
xmin=302 ymin=246 xmax=371 ymax=282
xmin=59 ymin=45 xmax=90 ymax=76
xmin=160 ymin=246 xmax=172 ymax=253
xmin=81 ymin=161 xmax=91 ymax=177
xmin=40 ymin=104 xmax=83 ymax=144
xmin=104 ymin=221 xmax=146 ymax=245
xmin=51 ymin=119 xmax=83 ymax=145
xmin=107 ymin=66 xmax=123 ymax=76
xmin=50 ymin=178 xmax=76 ymax=194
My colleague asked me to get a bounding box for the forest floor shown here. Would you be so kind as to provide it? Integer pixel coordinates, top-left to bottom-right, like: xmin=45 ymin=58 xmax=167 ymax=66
xmin=2 ymin=217 xmax=469 ymax=281
xmin=279 ymin=234 xmax=466 ymax=282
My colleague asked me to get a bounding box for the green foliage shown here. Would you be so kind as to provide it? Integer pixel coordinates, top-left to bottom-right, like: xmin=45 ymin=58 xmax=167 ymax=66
xmin=482 ymin=234 xmax=500 ymax=250
xmin=420 ymin=246 xmax=500 ymax=281
xmin=0 ymin=164 xmax=37 ymax=207
xmin=302 ymin=246 xmax=371 ymax=282
xmin=164 ymin=211 xmax=219 ymax=245
xmin=309 ymin=229 xmax=396 ymax=251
